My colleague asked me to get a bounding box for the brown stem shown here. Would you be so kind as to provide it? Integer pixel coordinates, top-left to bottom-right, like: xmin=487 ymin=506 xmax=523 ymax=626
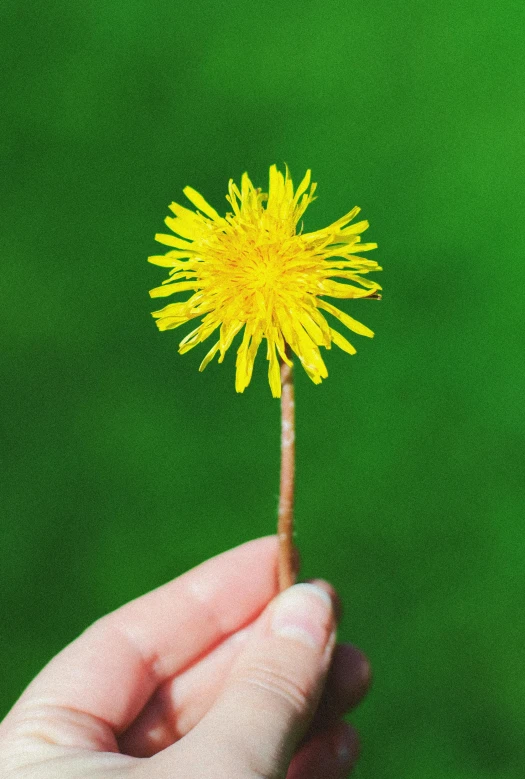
xmin=277 ymin=355 xmax=297 ymax=591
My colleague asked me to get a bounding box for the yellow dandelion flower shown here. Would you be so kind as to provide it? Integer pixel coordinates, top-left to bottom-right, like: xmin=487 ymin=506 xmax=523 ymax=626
xmin=149 ymin=165 xmax=382 ymax=398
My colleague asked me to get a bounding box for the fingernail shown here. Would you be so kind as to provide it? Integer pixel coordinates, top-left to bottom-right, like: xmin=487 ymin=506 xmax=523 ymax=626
xmin=271 ymin=583 xmax=334 ymax=650
xmin=336 ymin=729 xmax=350 ymax=766
xmin=333 ymin=723 xmax=358 ymax=768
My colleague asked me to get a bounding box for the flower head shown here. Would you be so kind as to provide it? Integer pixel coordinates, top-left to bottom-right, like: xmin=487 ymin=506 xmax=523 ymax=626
xmin=149 ymin=165 xmax=381 ymax=397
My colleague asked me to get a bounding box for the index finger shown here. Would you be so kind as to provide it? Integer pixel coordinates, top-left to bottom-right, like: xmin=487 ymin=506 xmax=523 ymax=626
xmin=10 ymin=535 xmax=279 ymax=737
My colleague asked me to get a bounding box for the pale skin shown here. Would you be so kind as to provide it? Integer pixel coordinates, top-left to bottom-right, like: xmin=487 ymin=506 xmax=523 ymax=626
xmin=0 ymin=537 xmax=371 ymax=779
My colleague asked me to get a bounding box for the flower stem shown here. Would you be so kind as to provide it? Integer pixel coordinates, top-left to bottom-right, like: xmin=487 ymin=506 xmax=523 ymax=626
xmin=277 ymin=355 xmax=297 ymax=591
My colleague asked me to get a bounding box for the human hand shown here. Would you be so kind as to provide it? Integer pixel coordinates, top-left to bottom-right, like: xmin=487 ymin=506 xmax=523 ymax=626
xmin=0 ymin=536 xmax=370 ymax=778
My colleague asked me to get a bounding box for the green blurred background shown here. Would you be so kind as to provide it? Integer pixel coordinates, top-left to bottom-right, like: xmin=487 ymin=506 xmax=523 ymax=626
xmin=1 ymin=0 xmax=524 ymax=775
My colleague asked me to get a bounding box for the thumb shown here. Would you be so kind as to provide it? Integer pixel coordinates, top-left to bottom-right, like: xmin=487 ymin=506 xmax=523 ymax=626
xmin=169 ymin=583 xmax=336 ymax=778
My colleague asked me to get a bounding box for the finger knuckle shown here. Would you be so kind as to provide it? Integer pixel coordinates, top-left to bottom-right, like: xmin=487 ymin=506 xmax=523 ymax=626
xmin=237 ymin=662 xmax=313 ymax=715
